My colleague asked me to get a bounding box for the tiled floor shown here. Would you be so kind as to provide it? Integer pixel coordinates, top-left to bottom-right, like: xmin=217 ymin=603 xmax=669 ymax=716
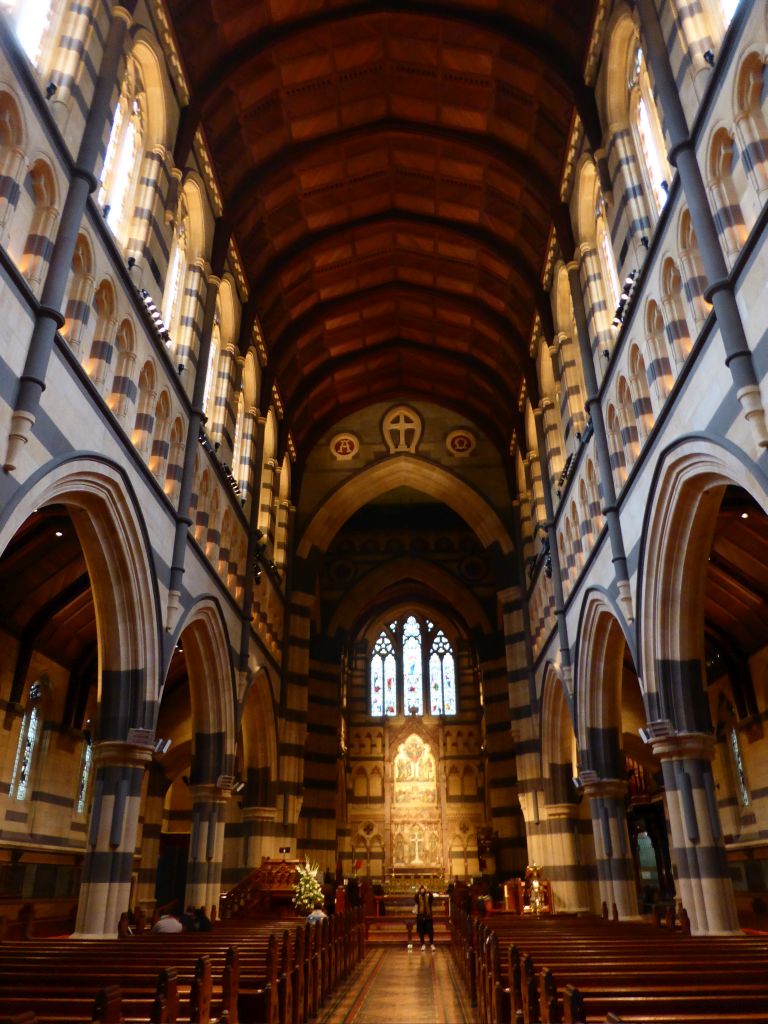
xmin=317 ymin=946 xmax=478 ymax=1024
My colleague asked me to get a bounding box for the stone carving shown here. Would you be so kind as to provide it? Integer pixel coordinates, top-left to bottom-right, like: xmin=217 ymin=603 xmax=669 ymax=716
xmin=393 ymin=733 xmax=437 ymax=804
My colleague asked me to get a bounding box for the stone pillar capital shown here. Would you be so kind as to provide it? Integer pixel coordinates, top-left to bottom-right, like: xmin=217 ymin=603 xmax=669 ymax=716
xmin=189 ymin=783 xmax=230 ymax=805
xmin=650 ymin=731 xmax=715 ymax=762
xmin=546 ymin=802 xmax=581 ymax=820
xmin=242 ymin=805 xmax=278 ymax=824
xmin=580 ymin=775 xmax=627 ymax=801
xmin=92 ymin=740 xmax=154 ymax=769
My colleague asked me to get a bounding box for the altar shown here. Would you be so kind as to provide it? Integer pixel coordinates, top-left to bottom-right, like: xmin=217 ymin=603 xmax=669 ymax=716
xmin=347 ymin=725 xmax=486 ymax=883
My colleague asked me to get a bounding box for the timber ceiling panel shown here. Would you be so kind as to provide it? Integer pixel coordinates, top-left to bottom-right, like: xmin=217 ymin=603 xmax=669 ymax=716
xmin=167 ymin=1 xmax=598 ymax=454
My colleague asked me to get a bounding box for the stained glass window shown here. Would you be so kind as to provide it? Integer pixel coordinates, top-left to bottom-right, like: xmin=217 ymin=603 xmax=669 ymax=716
xmin=429 ymin=630 xmax=456 ymax=715
xmin=76 ymin=739 xmax=93 ymax=816
xmin=10 ymin=682 xmax=43 ymax=801
xmin=371 ymin=631 xmax=397 ymax=716
xmin=402 ymin=616 xmax=423 ymax=715
xmin=729 ymin=727 xmax=750 ymax=807
xmin=370 ymin=617 xmax=457 ymax=718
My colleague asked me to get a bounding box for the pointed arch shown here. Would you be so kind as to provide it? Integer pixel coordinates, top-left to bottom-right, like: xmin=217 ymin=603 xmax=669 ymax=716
xmin=0 ymin=456 xmax=162 ymax=733
xmin=172 ymin=598 xmax=236 ymax=781
xmin=298 ymin=455 xmax=514 ymax=557
xmin=636 ymin=437 xmax=768 ymax=720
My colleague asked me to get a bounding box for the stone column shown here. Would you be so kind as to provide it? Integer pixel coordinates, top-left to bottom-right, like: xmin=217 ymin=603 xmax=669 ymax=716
xmin=185 ymin=783 xmax=229 ymax=914
xmin=74 ymin=739 xmax=153 ymax=937
xmin=5 ymin=3 xmax=134 ymax=471
xmin=273 ymin=499 xmax=293 ymax=570
xmin=135 ymin=762 xmax=169 ymax=913
xmin=533 ymin=406 xmax=572 ymax=685
xmin=166 ymin=243 xmax=226 ymax=633
xmin=578 ymin=243 xmax=615 ymax=368
xmin=636 ymin=0 xmax=768 ymax=451
xmin=546 ymin=804 xmax=590 ymax=913
xmin=567 ymin=259 xmax=633 ymax=622
xmin=241 ymin=805 xmax=278 ymax=870
xmin=651 ymin=732 xmax=739 ymax=934
xmin=581 ymin=776 xmax=639 ymax=919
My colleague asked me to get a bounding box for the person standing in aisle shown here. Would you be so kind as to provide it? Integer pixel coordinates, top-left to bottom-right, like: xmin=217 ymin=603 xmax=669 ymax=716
xmin=414 ymin=885 xmax=434 ymax=950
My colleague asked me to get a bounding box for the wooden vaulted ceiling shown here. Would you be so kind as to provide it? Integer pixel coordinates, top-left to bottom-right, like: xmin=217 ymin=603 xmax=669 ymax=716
xmin=167 ymin=1 xmax=599 ymax=455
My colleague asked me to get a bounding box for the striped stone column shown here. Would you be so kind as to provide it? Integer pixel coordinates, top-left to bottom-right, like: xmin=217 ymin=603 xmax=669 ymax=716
xmin=479 ymin=632 xmax=527 ymax=876
xmin=236 ymin=407 xmax=259 ymax=504
xmin=209 ymin=343 xmax=236 ymax=454
xmin=126 ymin=145 xmax=172 ymax=282
xmin=581 ymin=775 xmax=639 ymax=919
xmin=553 ymin=333 xmax=586 ymax=448
xmin=578 ymin=243 xmax=615 ymax=366
xmin=541 ymin=397 xmax=564 ymax=494
xmin=241 ymin=806 xmax=278 ymax=870
xmin=74 ymin=739 xmax=153 ymax=938
xmin=185 ymin=783 xmax=229 ymax=914
xmin=259 ymin=458 xmax=278 ymax=543
xmin=273 ymin=500 xmax=293 ymax=570
xmin=652 ymin=733 xmax=739 ymax=934
xmin=545 ymin=804 xmax=591 ymax=913
xmin=278 ymin=588 xmax=313 ymax=836
xmin=175 ymin=261 xmax=207 ymax=379
xmin=135 ymin=763 xmax=169 ymax=914
xmin=603 ymin=125 xmax=652 ymax=266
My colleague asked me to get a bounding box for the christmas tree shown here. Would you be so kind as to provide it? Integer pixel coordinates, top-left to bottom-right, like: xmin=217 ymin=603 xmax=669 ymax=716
xmin=293 ymin=859 xmax=323 ymax=913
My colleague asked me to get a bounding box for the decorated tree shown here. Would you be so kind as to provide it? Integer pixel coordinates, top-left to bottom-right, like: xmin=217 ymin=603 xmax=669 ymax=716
xmin=293 ymin=860 xmax=323 ymax=914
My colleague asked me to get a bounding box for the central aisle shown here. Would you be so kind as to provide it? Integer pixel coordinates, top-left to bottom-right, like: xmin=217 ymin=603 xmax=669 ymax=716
xmin=316 ymin=946 xmax=478 ymax=1024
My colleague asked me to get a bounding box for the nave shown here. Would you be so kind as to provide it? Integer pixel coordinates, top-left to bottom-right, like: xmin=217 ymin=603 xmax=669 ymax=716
xmin=316 ymin=947 xmax=475 ymax=1024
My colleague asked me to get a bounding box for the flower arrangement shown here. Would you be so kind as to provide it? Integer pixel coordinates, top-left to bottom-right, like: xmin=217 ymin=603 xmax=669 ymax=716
xmin=292 ymin=859 xmax=323 ymax=914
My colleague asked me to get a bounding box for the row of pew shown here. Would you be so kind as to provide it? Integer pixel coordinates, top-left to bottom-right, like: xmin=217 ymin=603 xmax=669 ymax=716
xmin=0 ymin=906 xmax=365 ymax=1024
xmin=450 ymin=906 xmax=768 ymax=1024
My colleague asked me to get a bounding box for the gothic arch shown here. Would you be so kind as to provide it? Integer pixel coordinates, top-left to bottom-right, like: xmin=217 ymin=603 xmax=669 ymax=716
xmin=574 ymin=588 xmax=638 ymax=769
xmin=298 ymin=455 xmax=514 ymax=558
xmin=171 ymin=597 xmax=237 ymax=781
xmin=239 ymin=664 xmax=278 ymax=799
xmin=636 ymin=436 xmax=768 ymax=712
xmin=0 ymin=456 xmax=161 ymax=734
xmin=328 ymin=557 xmax=492 ymax=635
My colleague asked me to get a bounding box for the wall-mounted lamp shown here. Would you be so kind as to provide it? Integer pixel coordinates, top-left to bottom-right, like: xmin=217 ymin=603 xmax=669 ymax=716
xmin=45 ymin=82 xmax=57 ymax=99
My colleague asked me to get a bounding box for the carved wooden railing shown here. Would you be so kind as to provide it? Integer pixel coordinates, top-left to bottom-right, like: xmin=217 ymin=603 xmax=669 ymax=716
xmin=220 ymin=858 xmax=301 ymax=918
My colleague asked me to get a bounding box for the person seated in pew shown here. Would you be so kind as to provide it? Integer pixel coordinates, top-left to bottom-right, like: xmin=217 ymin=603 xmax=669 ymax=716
xmin=192 ymin=906 xmax=213 ymax=931
xmin=117 ymin=912 xmax=134 ymax=937
xmin=306 ymin=900 xmax=328 ymax=925
xmin=179 ymin=905 xmax=196 ymax=930
xmin=151 ymin=911 xmax=183 ymax=933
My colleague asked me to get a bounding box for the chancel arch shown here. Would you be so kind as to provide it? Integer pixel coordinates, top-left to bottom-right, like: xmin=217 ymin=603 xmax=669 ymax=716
xmin=297 ymin=454 xmax=514 ymax=558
